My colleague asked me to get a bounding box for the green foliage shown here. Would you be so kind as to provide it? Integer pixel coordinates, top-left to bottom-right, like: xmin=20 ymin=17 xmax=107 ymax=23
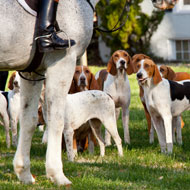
xmin=96 ymin=0 xmax=164 ymax=55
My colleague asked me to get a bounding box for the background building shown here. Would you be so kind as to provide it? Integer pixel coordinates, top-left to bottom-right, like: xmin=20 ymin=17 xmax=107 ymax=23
xmin=97 ymin=0 xmax=190 ymax=63
xmin=140 ymin=0 xmax=190 ymax=61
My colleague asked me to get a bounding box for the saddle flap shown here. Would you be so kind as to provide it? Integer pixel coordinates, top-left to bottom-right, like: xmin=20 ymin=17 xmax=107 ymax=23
xmin=17 ymin=0 xmax=39 ymax=16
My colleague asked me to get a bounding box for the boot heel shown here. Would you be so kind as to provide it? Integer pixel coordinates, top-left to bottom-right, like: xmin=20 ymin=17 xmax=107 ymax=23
xmin=38 ymin=46 xmax=54 ymax=53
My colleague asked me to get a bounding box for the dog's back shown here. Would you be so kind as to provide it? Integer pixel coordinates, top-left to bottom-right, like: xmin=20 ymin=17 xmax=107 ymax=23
xmin=64 ymin=90 xmax=115 ymax=129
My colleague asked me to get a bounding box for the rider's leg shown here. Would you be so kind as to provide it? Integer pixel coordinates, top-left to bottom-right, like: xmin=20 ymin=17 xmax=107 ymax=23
xmin=36 ymin=0 xmax=75 ymax=52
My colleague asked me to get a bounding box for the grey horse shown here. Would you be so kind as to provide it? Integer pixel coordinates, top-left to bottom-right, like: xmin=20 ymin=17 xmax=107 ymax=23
xmin=0 ymin=0 xmax=99 ymax=186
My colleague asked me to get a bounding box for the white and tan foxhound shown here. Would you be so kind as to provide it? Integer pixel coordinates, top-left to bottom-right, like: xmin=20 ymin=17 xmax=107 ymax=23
xmin=95 ymin=50 xmax=134 ymax=145
xmin=136 ymin=58 xmax=190 ymax=153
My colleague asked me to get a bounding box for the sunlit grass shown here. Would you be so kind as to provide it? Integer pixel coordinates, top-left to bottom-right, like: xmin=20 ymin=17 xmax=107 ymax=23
xmin=0 ymin=65 xmax=190 ymax=189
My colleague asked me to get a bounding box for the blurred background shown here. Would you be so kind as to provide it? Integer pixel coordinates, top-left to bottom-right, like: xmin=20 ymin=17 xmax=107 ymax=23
xmin=86 ymin=0 xmax=190 ymax=65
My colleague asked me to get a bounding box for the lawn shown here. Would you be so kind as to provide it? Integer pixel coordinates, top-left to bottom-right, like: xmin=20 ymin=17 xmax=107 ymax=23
xmin=1 ymin=65 xmax=190 ymax=190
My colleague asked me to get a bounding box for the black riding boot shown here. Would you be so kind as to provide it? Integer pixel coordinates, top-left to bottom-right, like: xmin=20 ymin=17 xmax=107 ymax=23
xmin=36 ymin=0 xmax=75 ymax=52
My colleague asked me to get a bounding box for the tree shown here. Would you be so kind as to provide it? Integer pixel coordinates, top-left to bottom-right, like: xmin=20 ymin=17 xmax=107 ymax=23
xmin=96 ymin=0 xmax=164 ymax=56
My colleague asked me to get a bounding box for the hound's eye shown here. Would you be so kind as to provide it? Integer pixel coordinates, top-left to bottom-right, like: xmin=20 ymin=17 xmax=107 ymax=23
xmin=137 ymin=64 xmax=140 ymax=69
xmin=123 ymin=53 xmax=128 ymax=57
xmin=114 ymin=54 xmax=119 ymax=58
xmin=144 ymin=64 xmax=149 ymax=69
xmin=160 ymin=68 xmax=164 ymax=72
xmin=75 ymin=70 xmax=80 ymax=74
xmin=85 ymin=70 xmax=90 ymax=74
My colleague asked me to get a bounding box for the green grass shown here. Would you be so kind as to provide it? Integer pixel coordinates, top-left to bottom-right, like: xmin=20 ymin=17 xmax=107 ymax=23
xmin=1 ymin=65 xmax=190 ymax=189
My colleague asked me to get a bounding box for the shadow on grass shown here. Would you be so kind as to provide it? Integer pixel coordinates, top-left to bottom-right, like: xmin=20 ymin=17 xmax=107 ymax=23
xmin=67 ymin=160 xmax=190 ymax=190
xmin=117 ymin=107 xmax=190 ymax=163
xmin=116 ymin=107 xmax=155 ymax=150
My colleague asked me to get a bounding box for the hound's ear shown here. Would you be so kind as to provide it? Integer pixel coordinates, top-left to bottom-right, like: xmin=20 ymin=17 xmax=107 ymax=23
xmin=144 ymin=55 xmax=151 ymax=59
xmin=131 ymin=60 xmax=138 ymax=73
xmin=153 ymin=64 xmax=162 ymax=85
xmin=107 ymin=56 xmax=117 ymax=76
xmin=167 ymin=66 xmax=176 ymax=80
xmin=68 ymin=79 xmax=76 ymax=94
xmin=126 ymin=56 xmax=135 ymax=75
xmin=96 ymin=69 xmax=108 ymax=91
xmin=8 ymin=72 xmax=16 ymax=90
xmin=89 ymin=74 xmax=100 ymax=90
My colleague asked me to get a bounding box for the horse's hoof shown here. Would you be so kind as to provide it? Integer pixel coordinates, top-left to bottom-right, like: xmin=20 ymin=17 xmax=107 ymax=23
xmin=47 ymin=172 xmax=72 ymax=186
xmin=20 ymin=174 xmax=35 ymax=184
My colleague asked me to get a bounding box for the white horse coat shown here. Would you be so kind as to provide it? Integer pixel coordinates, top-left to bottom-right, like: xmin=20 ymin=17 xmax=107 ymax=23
xmin=0 ymin=0 xmax=99 ymax=186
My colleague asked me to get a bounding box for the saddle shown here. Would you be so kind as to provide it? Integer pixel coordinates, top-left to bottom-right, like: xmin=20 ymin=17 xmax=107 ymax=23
xmin=17 ymin=0 xmax=39 ymax=16
xmin=17 ymin=0 xmax=64 ymax=74
xmin=17 ymin=0 xmax=44 ymax=73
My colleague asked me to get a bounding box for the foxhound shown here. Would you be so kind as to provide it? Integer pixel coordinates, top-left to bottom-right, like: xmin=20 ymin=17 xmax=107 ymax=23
xmin=96 ymin=50 xmax=134 ymax=145
xmin=67 ymin=65 xmax=99 ymax=154
xmin=136 ymin=58 xmax=190 ymax=153
xmin=0 ymin=72 xmax=20 ymax=147
xmin=42 ymin=90 xmax=123 ymax=161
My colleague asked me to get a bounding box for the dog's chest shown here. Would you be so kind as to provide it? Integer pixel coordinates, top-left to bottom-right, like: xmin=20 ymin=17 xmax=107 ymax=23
xmin=144 ymin=87 xmax=165 ymax=114
xmin=9 ymin=93 xmax=20 ymax=106
xmin=115 ymin=78 xmax=126 ymax=94
xmin=145 ymin=91 xmax=154 ymax=111
xmin=111 ymin=76 xmax=130 ymax=106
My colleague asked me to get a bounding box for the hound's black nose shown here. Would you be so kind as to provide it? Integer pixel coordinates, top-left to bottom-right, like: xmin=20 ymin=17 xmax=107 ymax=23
xmin=80 ymin=76 xmax=86 ymax=84
xmin=14 ymin=81 xmax=18 ymax=86
xmin=120 ymin=60 xmax=125 ymax=66
xmin=137 ymin=72 xmax=143 ymax=79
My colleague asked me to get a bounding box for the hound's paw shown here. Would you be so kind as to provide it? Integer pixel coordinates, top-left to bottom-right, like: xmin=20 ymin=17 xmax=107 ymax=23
xmin=105 ymin=142 xmax=111 ymax=147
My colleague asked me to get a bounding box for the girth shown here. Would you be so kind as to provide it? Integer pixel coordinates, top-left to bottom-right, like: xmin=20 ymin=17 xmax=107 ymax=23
xmin=2 ymin=91 xmax=9 ymax=109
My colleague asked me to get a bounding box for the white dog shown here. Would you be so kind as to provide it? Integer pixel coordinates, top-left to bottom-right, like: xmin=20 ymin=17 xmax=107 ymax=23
xmin=0 ymin=72 xmax=20 ymax=147
xmin=42 ymin=90 xmax=123 ymax=161
xmin=136 ymin=58 xmax=190 ymax=153
xmin=95 ymin=50 xmax=134 ymax=145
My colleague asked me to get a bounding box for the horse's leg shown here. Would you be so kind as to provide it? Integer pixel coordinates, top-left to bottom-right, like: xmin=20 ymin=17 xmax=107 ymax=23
xmin=13 ymin=74 xmax=43 ymax=184
xmin=45 ymin=53 xmax=76 ymax=185
xmin=41 ymin=93 xmax=48 ymax=144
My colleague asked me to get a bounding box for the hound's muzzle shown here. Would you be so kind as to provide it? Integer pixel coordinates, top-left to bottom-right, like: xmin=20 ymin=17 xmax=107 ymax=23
xmin=137 ymin=72 xmax=148 ymax=85
xmin=119 ymin=60 xmax=126 ymax=70
xmin=152 ymin=0 xmax=178 ymax=10
xmin=13 ymin=81 xmax=19 ymax=88
xmin=137 ymin=72 xmax=143 ymax=79
xmin=79 ymin=76 xmax=86 ymax=86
